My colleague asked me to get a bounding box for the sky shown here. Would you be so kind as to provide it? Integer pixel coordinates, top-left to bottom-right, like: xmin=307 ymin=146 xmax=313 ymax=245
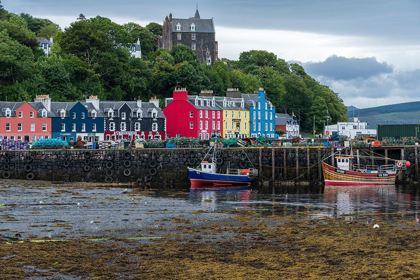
xmin=3 ymin=0 xmax=420 ymax=109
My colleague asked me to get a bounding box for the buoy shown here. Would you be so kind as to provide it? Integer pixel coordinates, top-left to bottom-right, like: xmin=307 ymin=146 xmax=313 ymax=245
xmin=406 ymin=161 xmax=411 ymax=167
xmin=397 ymin=161 xmax=403 ymax=168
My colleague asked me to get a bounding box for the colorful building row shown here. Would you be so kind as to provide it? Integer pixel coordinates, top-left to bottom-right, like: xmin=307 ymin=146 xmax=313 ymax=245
xmin=0 ymin=95 xmax=165 ymax=142
xmin=164 ymin=88 xmax=277 ymax=139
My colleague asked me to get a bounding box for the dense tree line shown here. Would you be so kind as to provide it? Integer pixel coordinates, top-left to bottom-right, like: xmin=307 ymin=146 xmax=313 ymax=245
xmin=0 ymin=2 xmax=347 ymax=132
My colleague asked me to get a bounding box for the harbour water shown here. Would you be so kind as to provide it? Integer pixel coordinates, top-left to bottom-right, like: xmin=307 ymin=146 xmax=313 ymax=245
xmin=0 ymin=180 xmax=419 ymax=241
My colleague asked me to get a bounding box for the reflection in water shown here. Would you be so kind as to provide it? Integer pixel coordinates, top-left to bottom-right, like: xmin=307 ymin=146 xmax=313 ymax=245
xmin=189 ymin=187 xmax=252 ymax=212
xmin=323 ymin=185 xmax=396 ymax=221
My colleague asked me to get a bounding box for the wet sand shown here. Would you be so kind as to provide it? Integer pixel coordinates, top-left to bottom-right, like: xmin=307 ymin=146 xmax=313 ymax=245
xmin=1 ymin=180 xmax=420 ymax=279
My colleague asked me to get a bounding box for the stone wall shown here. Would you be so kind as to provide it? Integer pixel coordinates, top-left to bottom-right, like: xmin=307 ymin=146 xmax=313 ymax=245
xmin=0 ymin=147 xmax=418 ymax=185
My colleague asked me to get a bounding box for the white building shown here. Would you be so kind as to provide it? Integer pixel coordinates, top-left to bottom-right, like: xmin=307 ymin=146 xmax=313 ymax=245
xmin=275 ymin=113 xmax=300 ymax=138
xmin=37 ymin=37 xmax=53 ymax=57
xmin=324 ymin=117 xmax=376 ymax=139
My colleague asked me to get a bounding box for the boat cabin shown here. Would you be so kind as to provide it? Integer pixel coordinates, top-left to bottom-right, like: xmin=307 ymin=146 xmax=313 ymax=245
xmin=201 ymin=161 xmax=216 ymax=174
xmin=336 ymin=156 xmax=353 ymax=171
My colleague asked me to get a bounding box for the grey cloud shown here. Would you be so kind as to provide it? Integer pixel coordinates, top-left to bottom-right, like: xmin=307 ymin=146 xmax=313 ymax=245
xmin=302 ymin=56 xmax=393 ymax=80
xmin=3 ymin=0 xmax=420 ymax=44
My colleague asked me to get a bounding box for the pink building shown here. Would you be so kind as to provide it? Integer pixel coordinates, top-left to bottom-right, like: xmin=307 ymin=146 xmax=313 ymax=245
xmin=0 ymin=101 xmax=51 ymax=142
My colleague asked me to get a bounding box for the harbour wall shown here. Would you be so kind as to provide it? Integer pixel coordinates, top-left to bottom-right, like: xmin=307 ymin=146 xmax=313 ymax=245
xmin=0 ymin=147 xmax=419 ymax=186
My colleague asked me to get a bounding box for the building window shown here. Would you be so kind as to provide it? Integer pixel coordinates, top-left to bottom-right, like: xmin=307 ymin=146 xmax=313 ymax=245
xmin=225 ymin=111 xmax=228 ymax=118
xmin=258 ymin=112 xmax=261 ymax=120
xmin=212 ymin=121 xmax=215 ymax=129
xmin=18 ymin=136 xmax=22 ymax=141
xmin=191 ymin=33 xmax=196 ymax=40
xmin=270 ymin=123 xmax=273 ymax=131
xmin=190 ymin=121 xmax=194 ymax=129
xmin=190 ymin=111 xmax=193 ymax=118
xmin=43 ymin=123 xmax=47 ymax=131
xmin=245 ymin=112 xmax=247 ymax=119
xmin=245 ymin=122 xmax=247 ymax=130
xmin=110 ymin=122 xmax=115 ymax=131
xmin=176 ymin=23 xmax=181 ymax=31
xmin=61 ymin=123 xmax=65 ymax=132
xmin=31 ymin=123 xmax=35 ymax=132
xmin=72 ymin=123 xmax=76 ymax=132
xmin=121 ymin=122 xmax=126 ymax=131
xmin=200 ymin=110 xmax=203 ymax=118
xmin=121 ymin=112 xmax=126 ymax=120
xmin=191 ymin=43 xmax=196 ymax=50
xmin=152 ymin=111 xmax=157 ymax=119
xmin=42 ymin=110 xmax=47 ymax=118
xmin=217 ymin=111 xmax=220 ymax=119
xmin=205 ymin=121 xmax=208 ymax=130
xmin=217 ymin=121 xmax=220 ymax=130
xmin=81 ymin=112 xmax=85 ymax=119
xmin=72 ymin=112 xmax=76 ymax=119
xmin=60 ymin=110 xmax=65 ymax=118
xmin=30 ymin=112 xmax=34 ymax=118
xmin=135 ymin=122 xmax=140 ymax=131
xmin=270 ymin=112 xmax=272 ymax=120
xmin=205 ymin=110 xmax=208 ymax=118
xmin=92 ymin=123 xmax=97 ymax=132
xmin=200 ymin=121 xmax=203 ymax=130
xmin=190 ymin=23 xmax=195 ymax=31
xmin=258 ymin=102 xmax=261 ymax=109
xmin=92 ymin=111 xmax=97 ymax=119
xmin=212 ymin=111 xmax=215 ymax=118
xmin=265 ymin=112 xmax=268 ymax=120
xmin=177 ymin=33 xmax=181 ymax=40
xmin=152 ymin=123 xmax=158 ymax=131
xmin=225 ymin=121 xmax=228 ymax=129
xmin=82 ymin=123 xmax=86 ymax=132
xmin=19 ymin=112 xmax=22 ymax=118
xmin=17 ymin=123 xmax=22 ymax=131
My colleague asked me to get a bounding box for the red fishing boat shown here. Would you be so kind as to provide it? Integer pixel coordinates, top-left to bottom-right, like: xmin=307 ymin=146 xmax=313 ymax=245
xmin=322 ymin=156 xmax=403 ymax=186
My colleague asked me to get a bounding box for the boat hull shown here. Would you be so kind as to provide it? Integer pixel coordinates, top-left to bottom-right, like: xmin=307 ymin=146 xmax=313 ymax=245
xmin=188 ymin=168 xmax=251 ymax=189
xmin=322 ymin=162 xmax=396 ymax=186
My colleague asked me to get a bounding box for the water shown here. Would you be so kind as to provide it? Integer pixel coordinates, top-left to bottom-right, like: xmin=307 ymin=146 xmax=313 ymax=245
xmin=0 ymin=181 xmax=419 ymax=241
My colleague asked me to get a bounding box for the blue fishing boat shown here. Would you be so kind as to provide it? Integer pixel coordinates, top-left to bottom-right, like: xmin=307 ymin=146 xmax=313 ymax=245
xmin=187 ymin=144 xmax=257 ymax=189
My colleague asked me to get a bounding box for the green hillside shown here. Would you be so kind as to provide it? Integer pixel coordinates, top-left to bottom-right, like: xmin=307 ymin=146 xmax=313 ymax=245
xmin=348 ymin=101 xmax=420 ymax=128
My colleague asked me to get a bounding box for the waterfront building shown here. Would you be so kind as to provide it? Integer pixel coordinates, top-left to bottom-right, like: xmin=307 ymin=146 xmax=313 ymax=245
xmin=164 ymin=88 xmax=222 ymax=139
xmin=275 ymin=113 xmax=300 ymax=138
xmin=324 ymin=117 xmax=376 ymax=139
xmin=242 ymin=88 xmax=276 ymax=138
xmin=0 ymin=100 xmax=51 ymax=141
xmin=218 ymin=88 xmax=250 ymax=139
xmin=49 ymin=97 xmax=105 ymax=142
xmin=158 ymin=8 xmax=218 ymax=65
xmin=102 ymin=97 xmax=166 ymax=141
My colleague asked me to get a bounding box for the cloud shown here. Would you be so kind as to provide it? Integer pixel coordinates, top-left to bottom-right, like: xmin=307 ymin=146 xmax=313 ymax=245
xmin=302 ymin=56 xmax=393 ymax=80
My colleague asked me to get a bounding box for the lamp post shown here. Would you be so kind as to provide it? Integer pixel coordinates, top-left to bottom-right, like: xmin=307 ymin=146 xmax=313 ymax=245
xmin=326 ymin=110 xmax=330 ymax=139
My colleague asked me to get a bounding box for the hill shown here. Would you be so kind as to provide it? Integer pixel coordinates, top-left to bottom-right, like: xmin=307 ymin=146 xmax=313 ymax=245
xmin=347 ymin=101 xmax=420 ymax=128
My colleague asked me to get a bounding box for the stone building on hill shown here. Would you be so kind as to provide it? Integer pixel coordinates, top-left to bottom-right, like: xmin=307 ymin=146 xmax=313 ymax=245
xmin=158 ymin=8 xmax=218 ymax=65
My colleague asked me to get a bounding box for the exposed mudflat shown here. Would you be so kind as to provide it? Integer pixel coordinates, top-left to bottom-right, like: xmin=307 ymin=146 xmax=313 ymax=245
xmin=1 ymin=180 xmax=420 ymax=279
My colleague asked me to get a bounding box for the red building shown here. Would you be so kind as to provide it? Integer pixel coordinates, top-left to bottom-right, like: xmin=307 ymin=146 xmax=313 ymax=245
xmin=0 ymin=101 xmax=51 ymax=142
xmin=164 ymin=88 xmax=222 ymax=139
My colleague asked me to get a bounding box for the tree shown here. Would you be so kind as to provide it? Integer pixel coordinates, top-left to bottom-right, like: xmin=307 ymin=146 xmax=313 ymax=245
xmin=123 ymin=22 xmax=157 ymax=58
xmin=0 ymin=14 xmax=38 ymax=49
xmin=0 ymin=30 xmax=34 ymax=87
xmin=88 ymin=16 xmax=131 ymax=45
xmin=171 ymin=44 xmax=198 ymax=65
xmin=37 ymin=23 xmax=60 ymax=38
xmin=0 ymin=0 xmax=8 ymax=21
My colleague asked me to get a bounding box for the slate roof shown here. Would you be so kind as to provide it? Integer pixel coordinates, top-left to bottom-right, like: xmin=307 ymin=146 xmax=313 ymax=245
xmin=172 ymin=18 xmax=215 ymax=33
xmin=36 ymin=37 xmax=53 ymax=47
xmin=0 ymin=102 xmax=23 ymax=117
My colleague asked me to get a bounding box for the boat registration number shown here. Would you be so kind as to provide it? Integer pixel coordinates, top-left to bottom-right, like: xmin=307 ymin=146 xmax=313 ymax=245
xmin=378 ymin=173 xmax=389 ymax=177
xmin=335 ymin=169 xmax=346 ymax=174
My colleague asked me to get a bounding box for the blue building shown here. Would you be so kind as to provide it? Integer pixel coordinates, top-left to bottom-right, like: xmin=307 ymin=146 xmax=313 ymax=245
xmin=242 ymin=88 xmax=276 ymax=138
xmin=50 ymin=97 xmax=105 ymax=142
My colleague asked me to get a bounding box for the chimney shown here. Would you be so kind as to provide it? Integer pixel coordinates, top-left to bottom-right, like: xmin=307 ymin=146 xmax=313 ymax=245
xmin=173 ymin=87 xmax=188 ymax=101
xmin=199 ymin=90 xmax=213 ymax=96
xmin=137 ymin=96 xmax=142 ymax=107
xmin=226 ymin=88 xmax=241 ymax=98
xmin=149 ymin=96 xmax=159 ymax=108
xmin=258 ymin=88 xmax=266 ymax=98
xmin=34 ymin=95 xmax=51 ymax=111
xmin=85 ymin=95 xmax=99 ymax=110
xmin=49 ymin=36 xmax=53 ymax=44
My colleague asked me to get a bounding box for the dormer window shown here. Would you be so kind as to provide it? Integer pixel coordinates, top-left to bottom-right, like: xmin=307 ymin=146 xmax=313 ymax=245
xmin=137 ymin=110 xmax=142 ymax=118
xmin=41 ymin=109 xmax=47 ymax=118
xmin=176 ymin=23 xmax=181 ymax=31
xmin=108 ymin=110 xmax=114 ymax=118
xmin=200 ymin=100 xmax=204 ymax=106
xmin=190 ymin=23 xmax=195 ymax=31
xmin=241 ymin=101 xmax=244 ymax=108
xmin=152 ymin=110 xmax=158 ymax=119
xmin=121 ymin=112 xmax=126 ymax=120
xmin=60 ymin=109 xmax=66 ymax=118
xmin=91 ymin=110 xmax=97 ymax=119
xmin=195 ymin=97 xmax=198 ymax=106
xmin=5 ymin=108 xmax=11 ymax=117
xmin=206 ymin=100 xmax=210 ymax=106
xmin=212 ymin=98 xmax=215 ymax=107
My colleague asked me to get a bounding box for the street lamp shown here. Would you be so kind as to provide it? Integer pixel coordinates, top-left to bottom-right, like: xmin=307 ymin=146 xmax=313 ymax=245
xmin=325 ymin=110 xmax=330 ymax=138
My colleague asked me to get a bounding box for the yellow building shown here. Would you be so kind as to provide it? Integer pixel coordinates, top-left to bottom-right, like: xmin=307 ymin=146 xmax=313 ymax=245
xmin=217 ymin=97 xmax=250 ymax=139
